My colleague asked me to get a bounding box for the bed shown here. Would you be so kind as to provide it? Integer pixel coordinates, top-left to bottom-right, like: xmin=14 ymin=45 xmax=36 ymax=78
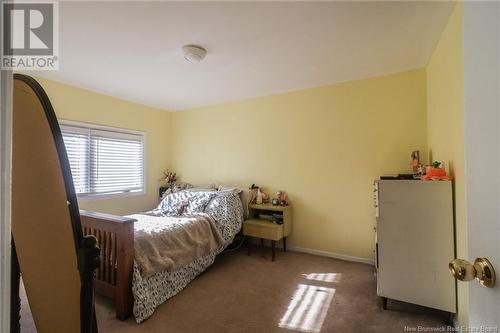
xmin=80 ymin=189 xmax=244 ymax=323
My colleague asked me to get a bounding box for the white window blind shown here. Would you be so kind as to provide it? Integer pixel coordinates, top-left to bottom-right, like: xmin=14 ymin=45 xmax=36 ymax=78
xmin=60 ymin=122 xmax=145 ymax=197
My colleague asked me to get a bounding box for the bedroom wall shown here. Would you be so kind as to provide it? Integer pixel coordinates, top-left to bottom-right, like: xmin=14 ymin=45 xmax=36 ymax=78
xmin=425 ymin=3 xmax=467 ymax=326
xmin=170 ymin=69 xmax=428 ymax=261
xmin=33 ymin=77 xmax=172 ymax=215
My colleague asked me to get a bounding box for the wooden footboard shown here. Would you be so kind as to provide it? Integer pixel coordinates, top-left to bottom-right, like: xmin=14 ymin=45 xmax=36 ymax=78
xmin=80 ymin=210 xmax=136 ymax=320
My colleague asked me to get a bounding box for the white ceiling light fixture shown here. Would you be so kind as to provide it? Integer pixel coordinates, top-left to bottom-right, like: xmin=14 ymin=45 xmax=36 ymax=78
xmin=182 ymin=45 xmax=207 ymax=63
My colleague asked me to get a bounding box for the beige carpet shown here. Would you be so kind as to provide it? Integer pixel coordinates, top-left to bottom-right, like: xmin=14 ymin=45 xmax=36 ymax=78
xmin=20 ymin=246 xmax=449 ymax=332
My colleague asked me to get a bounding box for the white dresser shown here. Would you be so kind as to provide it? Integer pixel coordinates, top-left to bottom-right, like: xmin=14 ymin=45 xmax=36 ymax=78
xmin=374 ymin=180 xmax=456 ymax=313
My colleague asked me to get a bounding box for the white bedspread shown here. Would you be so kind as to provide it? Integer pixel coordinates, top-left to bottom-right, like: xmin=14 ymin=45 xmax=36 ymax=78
xmin=131 ymin=190 xmax=243 ymax=323
xmin=131 ymin=213 xmax=224 ymax=277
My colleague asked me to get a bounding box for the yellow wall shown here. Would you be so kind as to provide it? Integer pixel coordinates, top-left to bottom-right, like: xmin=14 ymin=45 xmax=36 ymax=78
xmin=426 ymin=3 xmax=467 ymax=326
xmin=171 ymin=69 xmax=427 ymax=260
xmin=34 ymin=77 xmax=172 ymax=215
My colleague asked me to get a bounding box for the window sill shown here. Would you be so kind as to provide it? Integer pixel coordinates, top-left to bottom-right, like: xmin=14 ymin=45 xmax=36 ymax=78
xmin=77 ymin=190 xmax=146 ymax=201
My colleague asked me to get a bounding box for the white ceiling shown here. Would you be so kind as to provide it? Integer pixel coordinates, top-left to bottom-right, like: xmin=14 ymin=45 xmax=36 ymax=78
xmin=32 ymin=1 xmax=454 ymax=111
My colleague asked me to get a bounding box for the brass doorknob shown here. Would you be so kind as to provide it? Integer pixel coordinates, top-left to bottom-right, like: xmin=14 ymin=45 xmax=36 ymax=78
xmin=449 ymin=258 xmax=496 ymax=288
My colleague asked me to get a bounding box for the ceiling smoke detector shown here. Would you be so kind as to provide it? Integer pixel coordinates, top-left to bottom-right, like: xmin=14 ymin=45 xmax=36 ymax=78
xmin=182 ymin=45 xmax=207 ymax=63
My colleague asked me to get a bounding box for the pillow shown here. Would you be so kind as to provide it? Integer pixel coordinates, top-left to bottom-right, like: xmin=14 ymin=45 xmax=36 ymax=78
xmin=217 ymin=186 xmax=251 ymax=219
xmin=158 ymin=190 xmax=216 ymax=216
xmin=171 ymin=182 xmax=193 ymax=193
xmin=185 ymin=192 xmax=216 ymax=215
xmin=205 ymin=190 xmax=244 ymax=241
xmin=217 ymin=185 xmax=241 ymax=193
xmin=157 ymin=191 xmax=190 ymax=215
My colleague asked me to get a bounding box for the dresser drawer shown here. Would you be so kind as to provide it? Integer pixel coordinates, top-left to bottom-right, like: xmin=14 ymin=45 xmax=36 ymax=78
xmin=243 ymin=219 xmax=283 ymax=241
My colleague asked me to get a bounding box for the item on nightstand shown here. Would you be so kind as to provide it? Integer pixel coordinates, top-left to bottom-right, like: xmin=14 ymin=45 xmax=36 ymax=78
xmin=276 ymin=191 xmax=289 ymax=206
xmin=276 ymin=191 xmax=283 ymax=204
xmin=160 ymin=170 xmax=177 ymax=188
xmin=248 ymin=184 xmax=270 ymax=204
xmin=159 ymin=186 xmax=169 ymax=200
xmin=248 ymin=184 xmax=259 ymax=204
xmin=261 ymin=190 xmax=270 ymax=203
xmin=256 ymin=188 xmax=263 ymax=204
xmin=282 ymin=193 xmax=289 ymax=206
xmin=272 ymin=198 xmax=279 ymax=206
xmin=258 ymin=213 xmax=273 ymax=221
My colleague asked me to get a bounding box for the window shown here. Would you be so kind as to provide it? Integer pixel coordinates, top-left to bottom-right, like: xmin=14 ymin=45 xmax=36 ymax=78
xmin=59 ymin=121 xmax=145 ymax=198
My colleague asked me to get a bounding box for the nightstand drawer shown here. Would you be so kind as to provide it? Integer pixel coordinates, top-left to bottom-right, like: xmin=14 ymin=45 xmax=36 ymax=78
xmin=243 ymin=219 xmax=283 ymax=241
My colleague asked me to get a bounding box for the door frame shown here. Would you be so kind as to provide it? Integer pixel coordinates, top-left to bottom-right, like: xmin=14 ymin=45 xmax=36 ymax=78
xmin=0 ymin=68 xmax=13 ymax=332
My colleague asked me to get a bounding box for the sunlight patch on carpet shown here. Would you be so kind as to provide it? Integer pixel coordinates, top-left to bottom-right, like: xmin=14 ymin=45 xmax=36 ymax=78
xmin=302 ymin=273 xmax=341 ymax=283
xmin=279 ymin=284 xmax=336 ymax=333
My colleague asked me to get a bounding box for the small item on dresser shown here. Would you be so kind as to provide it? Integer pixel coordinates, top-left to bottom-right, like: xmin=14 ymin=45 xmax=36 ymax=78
xmin=417 ymin=164 xmax=425 ymax=177
xmin=410 ymin=150 xmax=421 ymax=173
xmin=421 ymin=161 xmax=451 ymax=180
xmin=272 ymin=198 xmax=280 ymax=206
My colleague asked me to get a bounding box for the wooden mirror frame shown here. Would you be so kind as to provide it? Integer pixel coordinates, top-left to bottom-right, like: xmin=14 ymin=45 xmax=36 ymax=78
xmin=11 ymin=74 xmax=100 ymax=333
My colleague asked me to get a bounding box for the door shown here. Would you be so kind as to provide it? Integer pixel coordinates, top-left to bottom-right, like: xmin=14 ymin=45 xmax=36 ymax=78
xmin=462 ymin=1 xmax=500 ymax=327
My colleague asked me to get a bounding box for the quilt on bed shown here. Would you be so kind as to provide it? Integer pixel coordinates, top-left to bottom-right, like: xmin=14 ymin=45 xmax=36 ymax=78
xmin=131 ymin=190 xmax=243 ymax=323
xmin=132 ymin=213 xmax=224 ymax=276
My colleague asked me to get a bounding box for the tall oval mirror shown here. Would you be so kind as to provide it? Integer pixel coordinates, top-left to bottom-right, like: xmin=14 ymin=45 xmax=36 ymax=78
xmin=11 ymin=74 xmax=99 ymax=333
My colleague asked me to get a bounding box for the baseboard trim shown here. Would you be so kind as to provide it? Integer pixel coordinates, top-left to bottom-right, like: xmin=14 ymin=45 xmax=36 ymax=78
xmin=288 ymin=245 xmax=375 ymax=266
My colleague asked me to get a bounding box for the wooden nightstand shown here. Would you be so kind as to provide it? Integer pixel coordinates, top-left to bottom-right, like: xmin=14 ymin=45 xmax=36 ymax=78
xmin=243 ymin=203 xmax=292 ymax=261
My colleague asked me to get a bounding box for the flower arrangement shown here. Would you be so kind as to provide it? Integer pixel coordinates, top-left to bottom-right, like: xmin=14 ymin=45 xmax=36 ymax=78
xmin=160 ymin=170 xmax=177 ymax=189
